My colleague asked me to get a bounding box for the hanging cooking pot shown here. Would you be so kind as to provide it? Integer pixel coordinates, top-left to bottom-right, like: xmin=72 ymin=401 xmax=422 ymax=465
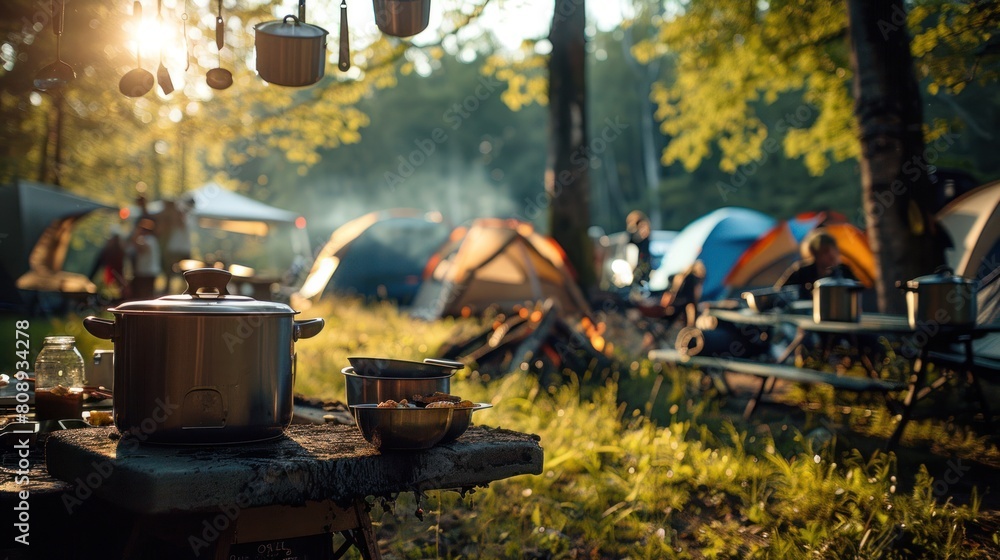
xmin=812 ymin=272 xmax=864 ymax=323
xmin=372 ymin=0 xmax=430 ymax=37
xmin=82 ymin=268 xmax=324 ymax=444
xmin=254 ymin=3 xmax=328 ymax=87
xmin=898 ymin=266 xmax=977 ymax=329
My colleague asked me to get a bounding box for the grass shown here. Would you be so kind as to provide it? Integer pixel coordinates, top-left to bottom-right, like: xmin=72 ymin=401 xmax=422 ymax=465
xmin=5 ymin=299 xmax=1000 ymax=558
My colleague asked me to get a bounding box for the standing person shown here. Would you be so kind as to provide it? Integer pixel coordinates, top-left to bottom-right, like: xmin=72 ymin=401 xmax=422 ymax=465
xmin=89 ymin=225 xmax=126 ymax=294
xmin=774 ymin=229 xmax=857 ymax=299
xmin=128 ymin=219 xmax=162 ymax=300
xmin=626 ymin=210 xmax=653 ymax=288
xmin=159 ymin=199 xmax=193 ymax=292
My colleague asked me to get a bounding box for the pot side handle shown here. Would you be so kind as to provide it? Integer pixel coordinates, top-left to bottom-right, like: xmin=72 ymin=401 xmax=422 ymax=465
xmin=293 ymin=318 xmax=325 ymax=340
xmin=83 ymin=316 xmax=115 ymax=339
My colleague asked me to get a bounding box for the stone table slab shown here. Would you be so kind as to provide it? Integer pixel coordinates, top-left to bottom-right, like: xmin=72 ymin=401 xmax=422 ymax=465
xmin=45 ymin=424 xmax=543 ymax=515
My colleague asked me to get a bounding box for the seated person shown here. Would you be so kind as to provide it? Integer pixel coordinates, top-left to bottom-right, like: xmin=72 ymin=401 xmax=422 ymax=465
xmin=774 ymin=230 xmax=856 ymax=300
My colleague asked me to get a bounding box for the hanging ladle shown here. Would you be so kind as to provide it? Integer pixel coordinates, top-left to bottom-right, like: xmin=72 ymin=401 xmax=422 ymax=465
xmin=119 ymin=1 xmax=154 ymax=97
xmin=338 ymin=0 xmax=350 ymax=71
xmin=206 ymin=0 xmax=233 ymax=90
xmin=155 ymin=0 xmax=174 ymax=94
xmin=34 ymin=0 xmax=76 ymax=91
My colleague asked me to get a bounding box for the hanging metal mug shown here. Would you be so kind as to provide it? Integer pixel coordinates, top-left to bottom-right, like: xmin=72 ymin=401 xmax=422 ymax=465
xmin=372 ymin=0 xmax=430 ymax=37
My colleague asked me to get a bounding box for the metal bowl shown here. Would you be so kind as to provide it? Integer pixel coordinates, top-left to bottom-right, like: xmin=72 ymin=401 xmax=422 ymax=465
xmin=741 ymin=287 xmax=798 ymax=312
xmin=350 ymin=404 xmax=453 ymax=450
xmin=347 ymin=356 xmax=463 ymax=378
xmin=341 ymin=366 xmax=452 ymax=407
xmin=439 ymin=403 xmax=492 ymax=443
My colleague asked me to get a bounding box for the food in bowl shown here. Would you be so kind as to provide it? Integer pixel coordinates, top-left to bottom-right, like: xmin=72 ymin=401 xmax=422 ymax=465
xmin=412 ymin=391 xmax=461 ymax=405
xmin=426 ymin=400 xmax=475 ymax=408
xmin=350 ymin=404 xmax=453 ymax=450
xmin=377 ymin=399 xmax=414 ymax=408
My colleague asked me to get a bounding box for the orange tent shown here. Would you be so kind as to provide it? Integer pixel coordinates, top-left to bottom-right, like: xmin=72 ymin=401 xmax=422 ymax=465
xmin=723 ymin=211 xmax=876 ymax=293
xmin=411 ymin=218 xmax=590 ymax=318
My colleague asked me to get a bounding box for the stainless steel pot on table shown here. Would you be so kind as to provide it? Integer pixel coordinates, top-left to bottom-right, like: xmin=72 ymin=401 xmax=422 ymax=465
xmin=812 ymin=273 xmax=863 ymax=323
xmin=899 ymin=267 xmax=977 ymax=330
xmin=83 ymin=268 xmax=324 ymax=444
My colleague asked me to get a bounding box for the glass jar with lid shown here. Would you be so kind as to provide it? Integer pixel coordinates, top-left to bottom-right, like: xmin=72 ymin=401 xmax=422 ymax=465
xmin=34 ymin=335 xmax=85 ymax=389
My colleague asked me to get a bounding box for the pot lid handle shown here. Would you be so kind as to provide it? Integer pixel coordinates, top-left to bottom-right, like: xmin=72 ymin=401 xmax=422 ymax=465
xmin=183 ymin=268 xmax=232 ymax=297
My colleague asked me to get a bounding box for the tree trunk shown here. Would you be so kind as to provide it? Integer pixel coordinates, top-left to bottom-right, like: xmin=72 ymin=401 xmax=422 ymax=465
xmin=846 ymin=0 xmax=946 ymax=313
xmin=547 ymin=0 xmax=595 ymax=291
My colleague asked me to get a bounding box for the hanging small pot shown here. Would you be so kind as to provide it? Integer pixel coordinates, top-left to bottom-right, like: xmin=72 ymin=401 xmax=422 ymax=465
xmin=372 ymin=0 xmax=430 ymax=37
xmin=254 ymin=1 xmax=328 ymax=87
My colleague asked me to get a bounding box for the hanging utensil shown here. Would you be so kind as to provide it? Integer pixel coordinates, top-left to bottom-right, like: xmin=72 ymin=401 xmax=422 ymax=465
xmin=339 ymin=0 xmax=350 ymax=71
xmin=155 ymin=0 xmax=174 ymax=94
xmin=119 ymin=1 xmax=154 ymax=97
xmin=34 ymin=0 xmax=76 ymax=91
xmin=182 ymin=12 xmax=190 ymax=71
xmin=206 ymin=0 xmax=232 ymax=90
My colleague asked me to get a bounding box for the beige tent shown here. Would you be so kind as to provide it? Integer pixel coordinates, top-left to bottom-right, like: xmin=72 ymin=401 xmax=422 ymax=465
xmin=937 ymin=179 xmax=1000 ymax=279
xmin=411 ymin=218 xmax=590 ymax=318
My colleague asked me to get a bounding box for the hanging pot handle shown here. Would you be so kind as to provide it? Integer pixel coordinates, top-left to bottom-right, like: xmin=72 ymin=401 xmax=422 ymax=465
xmin=215 ymin=0 xmax=224 ymax=50
xmin=293 ymin=318 xmax=325 ymax=341
xmin=338 ymin=0 xmax=350 ymax=71
xmin=53 ymin=0 xmax=65 ymax=35
xmin=298 ymin=0 xmax=306 ymax=22
xmin=83 ymin=317 xmax=116 ymax=340
xmin=183 ymin=268 xmax=232 ymax=296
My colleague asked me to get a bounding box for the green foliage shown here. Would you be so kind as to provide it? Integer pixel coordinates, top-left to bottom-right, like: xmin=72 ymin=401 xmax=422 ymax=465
xmin=634 ymin=0 xmax=999 ymax=177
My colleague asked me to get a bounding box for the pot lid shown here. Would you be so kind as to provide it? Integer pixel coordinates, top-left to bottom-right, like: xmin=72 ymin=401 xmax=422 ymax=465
xmin=813 ymin=268 xmax=863 ymax=289
xmin=109 ymin=268 xmax=296 ymax=315
xmin=255 ymin=15 xmax=328 ymax=38
xmin=906 ymin=267 xmax=975 ymax=289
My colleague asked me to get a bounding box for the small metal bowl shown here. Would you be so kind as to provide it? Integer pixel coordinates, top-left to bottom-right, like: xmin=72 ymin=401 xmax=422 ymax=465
xmin=347 ymin=356 xmax=463 ymax=378
xmin=350 ymin=404 xmax=453 ymax=450
xmin=439 ymin=403 xmax=492 ymax=443
xmin=341 ymin=367 xmax=452 ymax=407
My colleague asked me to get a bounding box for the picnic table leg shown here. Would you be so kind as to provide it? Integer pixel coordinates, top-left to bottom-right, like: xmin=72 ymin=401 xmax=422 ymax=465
xmin=763 ymin=327 xmax=808 ymax=395
xmin=743 ymin=377 xmax=769 ymax=420
xmin=887 ymin=347 xmax=930 ymax=450
xmin=963 ymin=338 xmax=994 ymax=428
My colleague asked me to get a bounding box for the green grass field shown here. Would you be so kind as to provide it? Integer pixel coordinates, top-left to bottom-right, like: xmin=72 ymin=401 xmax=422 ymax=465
xmin=5 ymin=299 xmax=1000 ymax=558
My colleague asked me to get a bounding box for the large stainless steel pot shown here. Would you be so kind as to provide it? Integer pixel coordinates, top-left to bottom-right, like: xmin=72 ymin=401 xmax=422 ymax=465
xmin=372 ymin=0 xmax=430 ymax=37
xmin=813 ymin=274 xmax=863 ymax=323
xmin=83 ymin=268 xmax=324 ymax=444
xmin=255 ymin=0 xmax=328 ymax=87
xmin=899 ymin=267 xmax=977 ymax=329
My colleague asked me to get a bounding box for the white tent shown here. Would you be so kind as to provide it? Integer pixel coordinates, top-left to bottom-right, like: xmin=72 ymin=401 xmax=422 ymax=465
xmin=937 ymin=179 xmax=1000 ymax=279
xmin=182 ymin=183 xmax=300 ymax=223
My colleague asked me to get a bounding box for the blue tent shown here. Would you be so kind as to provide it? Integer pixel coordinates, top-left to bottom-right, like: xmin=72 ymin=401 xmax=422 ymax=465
xmin=649 ymin=207 xmax=775 ymax=300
